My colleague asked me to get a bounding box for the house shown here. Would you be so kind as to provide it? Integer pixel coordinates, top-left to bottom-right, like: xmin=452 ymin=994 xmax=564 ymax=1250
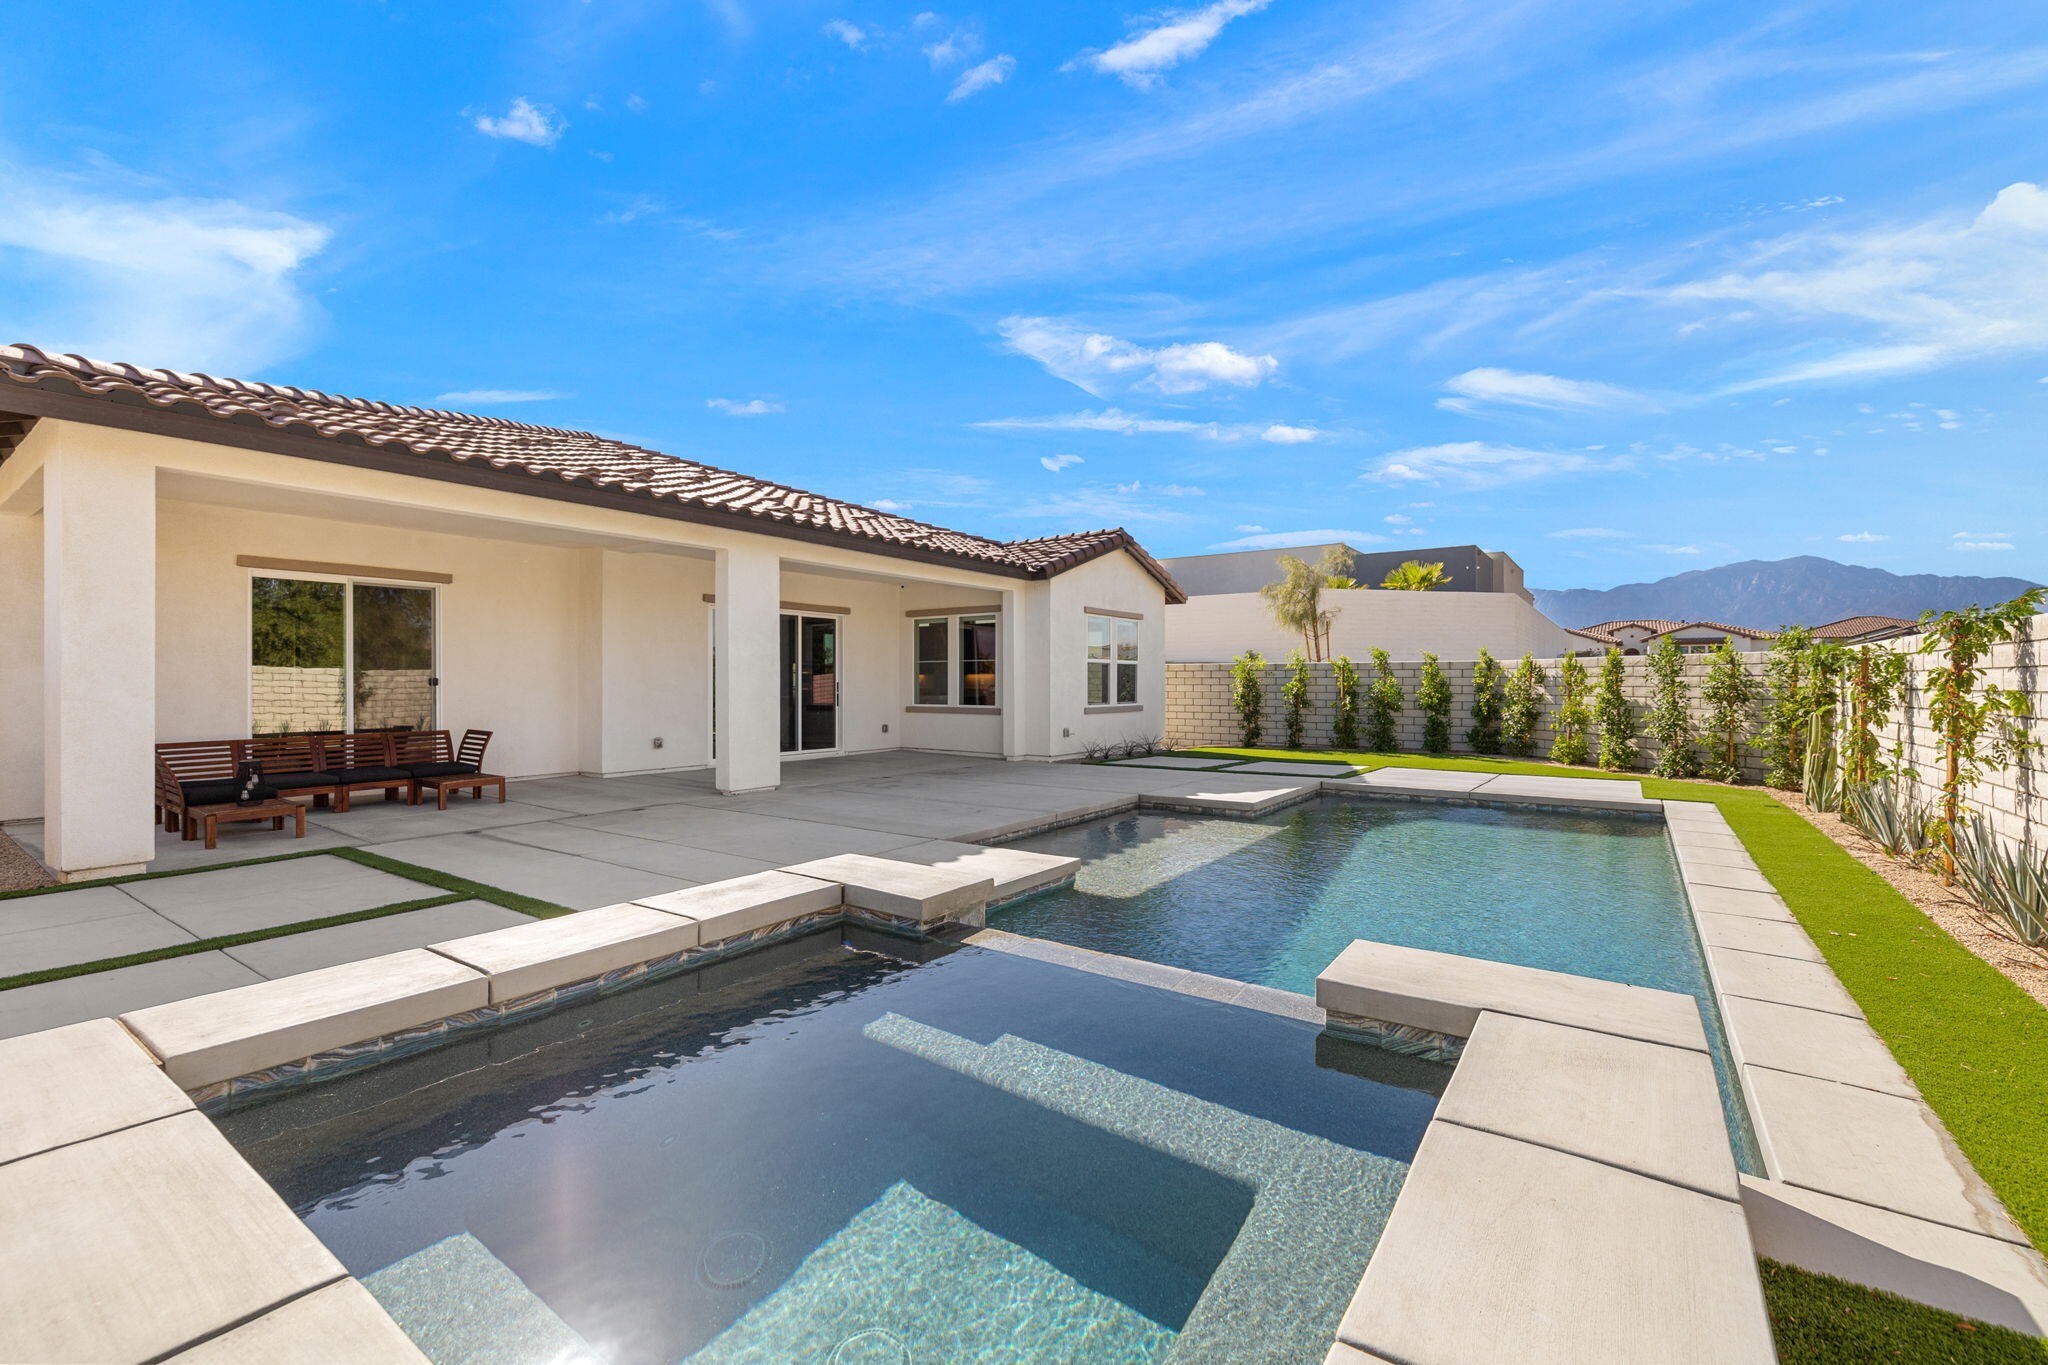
xmin=1159 ymin=541 xmax=1530 ymax=599
xmin=0 ymin=345 xmax=1183 ymax=882
xmin=1812 ymin=615 xmax=1918 ymax=643
xmin=1158 ymin=539 xmax=1585 ymax=662
xmin=1572 ymin=619 xmax=1776 ymax=655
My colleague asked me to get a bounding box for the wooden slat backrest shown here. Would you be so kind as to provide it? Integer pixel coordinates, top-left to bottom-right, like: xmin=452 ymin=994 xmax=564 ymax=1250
xmin=326 ymin=731 xmax=396 ymax=769
xmin=155 ymin=740 xmax=240 ymax=783
xmin=241 ymin=734 xmax=327 ymax=775
xmin=457 ymin=729 xmax=493 ymax=768
xmin=390 ymin=730 xmax=453 ymax=766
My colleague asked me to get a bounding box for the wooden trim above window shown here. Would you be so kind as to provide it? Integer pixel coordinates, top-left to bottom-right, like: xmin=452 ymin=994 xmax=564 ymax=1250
xmin=1084 ymin=606 xmax=1144 ymax=621
xmin=1085 ymin=704 xmax=1145 ymax=714
xmin=903 ymin=604 xmax=1002 ymax=618
xmin=237 ymin=555 xmax=452 ymax=585
xmin=904 ymin=705 xmax=1003 ymax=715
xmin=699 ymin=595 xmax=851 ymax=616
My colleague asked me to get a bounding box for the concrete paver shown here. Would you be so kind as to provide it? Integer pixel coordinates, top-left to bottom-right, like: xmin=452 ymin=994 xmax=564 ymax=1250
xmin=0 ymin=952 xmax=264 ymax=1040
xmin=358 ymin=834 xmax=685 ymax=911
xmin=225 ymin=901 xmax=532 ymax=979
xmin=120 ymin=855 xmax=436 ymax=937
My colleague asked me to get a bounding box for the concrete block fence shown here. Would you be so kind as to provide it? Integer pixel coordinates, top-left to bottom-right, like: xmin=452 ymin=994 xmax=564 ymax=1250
xmin=1167 ymin=613 xmax=2048 ymax=856
xmin=251 ymin=666 xmax=434 ymax=734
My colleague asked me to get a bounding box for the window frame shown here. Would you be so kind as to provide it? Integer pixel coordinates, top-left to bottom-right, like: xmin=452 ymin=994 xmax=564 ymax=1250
xmin=1084 ymin=611 xmax=1143 ymax=709
xmin=908 ymin=611 xmax=1000 ymax=709
xmin=245 ymin=567 xmax=440 ymax=735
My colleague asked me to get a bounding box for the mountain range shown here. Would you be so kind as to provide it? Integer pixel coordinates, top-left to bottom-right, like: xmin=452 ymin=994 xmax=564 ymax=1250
xmin=1532 ymin=556 xmax=2043 ymax=630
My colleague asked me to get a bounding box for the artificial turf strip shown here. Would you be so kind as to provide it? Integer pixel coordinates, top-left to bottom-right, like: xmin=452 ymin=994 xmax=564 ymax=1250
xmin=1186 ymin=746 xmax=2048 ymax=1251
xmin=0 ymin=893 xmax=466 ymax=992
xmin=331 ymin=848 xmax=574 ymax=919
xmin=0 ymin=844 xmax=356 ymax=900
xmin=1760 ymin=1259 xmax=2048 ymax=1363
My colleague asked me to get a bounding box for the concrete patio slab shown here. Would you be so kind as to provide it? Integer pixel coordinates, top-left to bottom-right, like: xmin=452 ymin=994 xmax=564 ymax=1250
xmin=561 ymin=806 xmax=925 ymax=860
xmin=0 ymin=906 xmax=196 ymax=976
xmin=1473 ymin=774 xmax=1656 ymax=810
xmin=1706 ymin=945 xmax=1862 ymax=1017
xmin=0 ymin=951 xmax=264 ymax=1040
xmin=1680 ymin=862 xmax=1778 ymax=895
xmin=0 ymin=883 xmax=150 ymax=935
xmin=888 ymin=840 xmax=1080 ymax=900
xmin=120 ymin=855 xmax=436 ymax=938
xmin=1225 ymin=760 xmax=1363 ymax=777
xmin=432 ymin=903 xmax=703 ymax=1003
xmin=636 ymin=870 xmax=843 ymax=942
xmin=1328 ymin=767 xmax=1495 ymax=794
xmin=1436 ymin=1012 xmax=1737 ymax=1200
xmin=165 ymin=1278 xmax=429 ymax=1364
xmin=1675 ymin=845 xmax=1765 ymax=872
xmin=1105 ymin=756 xmax=1237 ymax=769
xmin=225 ymin=901 xmax=532 ymax=979
xmin=1337 ymin=1121 xmax=1773 ymax=1365
xmin=1744 ymin=1067 xmax=2028 ymax=1246
xmin=721 ymin=788 xmax=1045 ymax=840
xmin=1665 ymin=828 xmax=1749 ymax=854
xmin=1154 ymin=781 xmax=1319 ymax=814
xmin=501 ymin=778 xmax=698 ymax=816
xmin=1740 ymin=1175 xmax=2048 ymax=1337
xmin=1685 ymin=884 xmax=1796 ymax=923
xmin=9 ymin=816 xmax=361 ymax=875
xmin=853 ymin=774 xmax=1138 ymax=818
xmin=358 ymin=833 xmax=684 ymax=911
xmin=1722 ymin=994 xmax=1917 ymax=1098
xmin=306 ymin=797 xmax=561 ymax=841
xmin=1319 ymin=939 xmax=1708 ymax=1052
xmin=1695 ymin=911 xmax=1824 ymax=962
xmin=122 ymin=949 xmax=488 ymax=1089
xmin=478 ymin=821 xmax=779 ymax=883
xmin=0 ymin=1110 xmax=347 ymax=1365
xmin=0 ymin=1017 xmax=193 ymax=1165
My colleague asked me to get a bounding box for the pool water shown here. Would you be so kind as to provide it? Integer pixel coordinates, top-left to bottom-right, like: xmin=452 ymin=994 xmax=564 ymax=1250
xmin=998 ymin=796 xmax=1757 ymax=1164
xmin=217 ymin=928 xmax=1444 ymax=1365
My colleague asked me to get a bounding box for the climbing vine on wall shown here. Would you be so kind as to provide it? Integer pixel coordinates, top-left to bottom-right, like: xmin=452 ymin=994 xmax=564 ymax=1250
xmin=1417 ymin=652 xmax=1452 ymax=754
xmin=1758 ymin=626 xmax=1816 ymax=789
xmin=1916 ymin=589 xmax=2046 ymax=881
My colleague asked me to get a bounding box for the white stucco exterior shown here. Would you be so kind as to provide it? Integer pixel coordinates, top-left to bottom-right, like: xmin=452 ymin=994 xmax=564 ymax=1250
xmin=1163 ymin=588 xmax=1585 ymax=664
xmin=0 ymin=417 xmax=1172 ymax=879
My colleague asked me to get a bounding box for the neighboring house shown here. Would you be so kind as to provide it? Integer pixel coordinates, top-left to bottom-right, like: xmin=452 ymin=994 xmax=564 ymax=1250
xmin=0 ymin=344 xmax=1183 ymax=882
xmin=1573 ymin=619 xmax=1776 ymax=655
xmin=1812 ymin=615 xmax=1918 ymax=643
xmin=1159 ymin=541 xmax=1530 ymax=600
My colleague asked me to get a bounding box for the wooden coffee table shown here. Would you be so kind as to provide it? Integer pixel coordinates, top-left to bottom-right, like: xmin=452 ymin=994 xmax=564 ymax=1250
xmin=414 ymin=772 xmax=507 ymax=810
xmin=183 ymin=798 xmax=307 ymax=850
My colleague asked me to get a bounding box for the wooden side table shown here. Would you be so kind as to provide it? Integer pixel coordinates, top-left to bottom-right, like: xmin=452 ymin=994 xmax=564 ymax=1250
xmin=414 ymin=773 xmax=507 ymax=810
xmin=183 ymin=799 xmax=307 ymax=850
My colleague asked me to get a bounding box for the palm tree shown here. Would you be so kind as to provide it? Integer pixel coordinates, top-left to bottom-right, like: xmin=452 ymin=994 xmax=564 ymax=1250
xmin=1260 ymin=545 xmax=1355 ymax=659
xmin=1324 ymin=574 xmax=1361 ymax=589
xmin=1380 ymin=559 xmax=1450 ymax=591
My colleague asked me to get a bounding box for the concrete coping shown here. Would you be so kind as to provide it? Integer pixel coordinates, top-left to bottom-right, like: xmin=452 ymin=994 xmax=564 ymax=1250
xmin=635 ymin=868 xmax=846 ymax=939
xmin=1316 ymin=938 xmax=1708 ymax=1053
xmin=431 ymin=903 xmax=708 ymax=1005
xmin=118 ymin=950 xmax=489 ymax=1090
xmin=0 ymin=1016 xmax=194 ymax=1165
xmin=777 ymin=854 xmax=994 ymax=923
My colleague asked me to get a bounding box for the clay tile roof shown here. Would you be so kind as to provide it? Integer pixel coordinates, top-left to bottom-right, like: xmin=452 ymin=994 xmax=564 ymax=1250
xmin=0 ymin=344 xmax=1185 ymax=601
xmin=1584 ymin=619 xmax=1687 ymax=635
xmin=1811 ymin=615 xmax=1917 ymax=638
xmin=1646 ymin=620 xmax=1775 ymax=640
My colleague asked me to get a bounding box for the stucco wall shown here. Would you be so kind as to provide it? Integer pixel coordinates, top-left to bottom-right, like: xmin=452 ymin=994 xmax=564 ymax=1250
xmin=0 ymin=509 xmax=43 ymax=822
xmin=1164 ymin=589 xmax=1584 ymax=664
xmin=1050 ymin=551 xmax=1170 ymax=752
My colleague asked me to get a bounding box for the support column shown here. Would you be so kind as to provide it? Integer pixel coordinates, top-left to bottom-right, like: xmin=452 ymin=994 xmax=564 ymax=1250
xmin=998 ymin=588 xmax=1023 ymax=760
xmin=1005 ymin=582 xmax=1058 ymax=762
xmin=713 ymin=543 xmax=781 ymax=794
xmin=44 ymin=440 xmax=157 ymax=880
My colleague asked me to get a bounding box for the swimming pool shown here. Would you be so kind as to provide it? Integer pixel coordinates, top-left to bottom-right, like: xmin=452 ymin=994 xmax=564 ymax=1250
xmin=997 ymin=796 xmax=1756 ymax=1161
xmin=217 ymin=928 xmax=1444 ymax=1365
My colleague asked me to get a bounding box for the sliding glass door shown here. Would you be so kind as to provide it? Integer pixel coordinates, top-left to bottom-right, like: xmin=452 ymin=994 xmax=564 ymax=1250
xmin=779 ymin=613 xmax=839 ymax=753
xmin=250 ymin=576 xmax=436 ymax=735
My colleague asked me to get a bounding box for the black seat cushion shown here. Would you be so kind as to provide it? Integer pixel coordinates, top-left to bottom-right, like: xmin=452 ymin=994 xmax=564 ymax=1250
xmin=331 ymin=765 xmax=411 ymax=784
xmin=177 ymin=779 xmax=241 ymax=805
xmin=404 ymin=762 xmax=480 ymax=779
xmin=265 ymin=770 xmax=338 ymax=791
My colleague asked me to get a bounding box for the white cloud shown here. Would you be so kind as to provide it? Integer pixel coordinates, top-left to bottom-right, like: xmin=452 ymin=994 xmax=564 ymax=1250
xmin=823 ymin=18 xmax=869 ymax=48
xmin=1954 ymin=530 xmax=2012 ymax=539
xmin=1114 ymin=479 xmax=1204 ymax=496
xmin=1260 ymin=423 xmax=1320 ymax=443
xmin=1011 ymin=484 xmax=1195 ymax=522
xmin=706 ymin=398 xmax=786 ymax=416
xmin=998 ymin=316 xmax=1276 ymax=396
xmin=870 ymin=498 xmax=913 ymax=512
xmin=1679 ymin=182 xmax=2048 ymax=390
xmin=1837 ymin=531 xmax=1889 ymax=543
xmin=1234 ymin=524 xmax=1267 ymax=533
xmin=0 ymin=170 xmax=330 ymax=374
xmin=472 ymin=97 xmax=566 ymax=147
xmin=1645 ymin=543 xmax=1703 ymax=555
xmin=436 ymin=389 xmax=565 ymax=405
xmin=1074 ymin=0 xmax=1271 ymax=89
xmin=1383 ymin=513 xmax=1412 ymax=525
xmin=1039 ymin=453 xmax=1085 ymax=472
xmin=1953 ymin=540 xmax=2015 ymax=552
xmin=1364 ymin=441 xmax=1632 ymax=489
xmin=949 ymin=55 xmax=1016 ymax=101
xmin=1210 ymin=528 xmax=1390 ymax=550
xmin=1438 ymin=367 xmax=1657 ymax=415
xmin=922 ymin=22 xmax=983 ymax=67
xmin=1548 ymin=527 xmax=1626 ymax=539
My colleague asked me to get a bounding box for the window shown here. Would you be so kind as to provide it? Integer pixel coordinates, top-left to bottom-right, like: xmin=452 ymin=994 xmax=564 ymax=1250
xmin=251 ymin=575 xmax=436 ymax=735
xmin=1087 ymin=613 xmax=1140 ymax=706
xmin=911 ymin=612 xmax=998 ymax=707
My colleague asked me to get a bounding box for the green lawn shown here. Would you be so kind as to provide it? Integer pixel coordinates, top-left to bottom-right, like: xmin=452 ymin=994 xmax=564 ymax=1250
xmin=1185 ymin=746 xmax=2048 ymax=1253
xmin=1761 ymin=1260 xmax=2048 ymax=1363
xmin=0 ymin=845 xmax=569 ymax=992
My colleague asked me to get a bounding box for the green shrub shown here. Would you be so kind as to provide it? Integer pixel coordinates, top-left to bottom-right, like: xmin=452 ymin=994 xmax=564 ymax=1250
xmin=1417 ymin=652 xmax=1452 ymax=754
xmin=1330 ymin=654 xmax=1360 ymax=750
xmin=1501 ymin=654 xmax=1546 ymax=757
xmin=1281 ymin=649 xmax=1311 ymax=749
xmin=1699 ymin=642 xmax=1760 ymax=783
xmin=1466 ymin=647 xmax=1506 ymax=754
xmin=1644 ymin=636 xmax=1698 ymax=778
xmin=1230 ymin=650 xmax=1265 ymax=747
xmin=1594 ymin=647 xmax=1638 ymax=771
xmin=1365 ymin=648 xmax=1402 ymax=751
xmin=1550 ymin=652 xmax=1591 ymax=765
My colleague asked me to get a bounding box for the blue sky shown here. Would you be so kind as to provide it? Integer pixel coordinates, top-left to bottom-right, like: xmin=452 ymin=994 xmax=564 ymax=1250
xmin=5 ymin=1 xmax=2046 ymax=589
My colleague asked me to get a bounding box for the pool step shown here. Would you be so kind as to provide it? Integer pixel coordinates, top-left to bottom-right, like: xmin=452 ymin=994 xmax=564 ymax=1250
xmin=363 ymin=1233 xmax=600 ymax=1365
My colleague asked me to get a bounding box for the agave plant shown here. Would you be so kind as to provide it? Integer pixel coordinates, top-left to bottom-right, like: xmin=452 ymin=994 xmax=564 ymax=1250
xmin=1953 ymin=818 xmax=2048 ymax=948
xmin=1842 ymin=777 xmax=1927 ymax=859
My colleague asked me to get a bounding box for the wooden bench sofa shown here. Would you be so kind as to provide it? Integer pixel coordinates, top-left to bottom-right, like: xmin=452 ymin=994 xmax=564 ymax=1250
xmin=155 ymin=729 xmax=499 ymax=839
